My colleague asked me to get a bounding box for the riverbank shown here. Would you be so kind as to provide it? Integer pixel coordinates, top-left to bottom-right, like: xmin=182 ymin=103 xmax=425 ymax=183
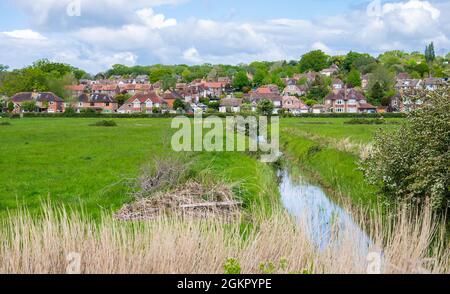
xmin=279 ymin=118 xmax=400 ymax=209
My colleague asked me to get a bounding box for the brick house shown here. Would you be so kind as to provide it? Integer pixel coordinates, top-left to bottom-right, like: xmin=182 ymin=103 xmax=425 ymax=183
xmin=117 ymin=92 xmax=167 ymax=114
xmin=282 ymin=96 xmax=309 ymax=115
xmin=161 ymin=90 xmax=183 ymax=110
xmin=65 ymin=84 xmax=88 ymax=99
xmin=11 ymin=92 xmax=64 ymax=113
xmin=76 ymin=94 xmax=118 ymax=113
xmin=324 ymin=88 xmax=376 ymax=113
xmin=219 ymin=98 xmax=242 ymax=113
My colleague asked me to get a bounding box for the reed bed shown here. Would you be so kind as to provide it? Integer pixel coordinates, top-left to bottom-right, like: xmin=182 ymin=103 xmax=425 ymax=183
xmin=0 ymin=204 xmax=448 ymax=274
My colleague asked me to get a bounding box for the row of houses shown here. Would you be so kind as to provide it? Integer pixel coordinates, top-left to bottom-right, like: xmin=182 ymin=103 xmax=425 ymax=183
xmin=217 ymin=85 xmax=377 ymax=115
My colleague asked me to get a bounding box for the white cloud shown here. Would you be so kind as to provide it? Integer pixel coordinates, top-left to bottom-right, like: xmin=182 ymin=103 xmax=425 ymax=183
xmin=136 ymin=8 xmax=177 ymax=29
xmin=2 ymin=0 xmax=449 ymax=72
xmin=183 ymin=47 xmax=201 ymax=63
xmin=1 ymin=29 xmax=47 ymax=40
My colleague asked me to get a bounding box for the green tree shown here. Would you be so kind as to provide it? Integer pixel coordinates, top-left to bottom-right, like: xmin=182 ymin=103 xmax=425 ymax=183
xmin=298 ymin=50 xmax=330 ymax=72
xmin=361 ymin=88 xmax=450 ymax=211
xmin=346 ymin=68 xmax=362 ymax=87
xmin=232 ymin=71 xmax=251 ymax=91
xmin=162 ymin=75 xmax=176 ymax=91
xmin=173 ymin=99 xmax=186 ymax=111
xmin=7 ymin=101 xmax=14 ymax=112
xmin=369 ymin=82 xmax=384 ymax=106
xmin=21 ymin=101 xmax=36 ymax=112
xmin=425 ymin=42 xmax=436 ymax=63
xmin=257 ymin=99 xmax=275 ymax=117
xmin=253 ymin=69 xmax=269 ymax=86
xmin=307 ymin=75 xmax=330 ymax=101
xmin=0 ymin=64 xmax=9 ymax=72
xmin=115 ymin=93 xmax=131 ymax=107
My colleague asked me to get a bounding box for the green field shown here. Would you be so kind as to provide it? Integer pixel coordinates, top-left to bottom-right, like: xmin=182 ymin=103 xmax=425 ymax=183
xmin=0 ymin=117 xmax=402 ymax=218
xmin=0 ymin=118 xmax=279 ymax=218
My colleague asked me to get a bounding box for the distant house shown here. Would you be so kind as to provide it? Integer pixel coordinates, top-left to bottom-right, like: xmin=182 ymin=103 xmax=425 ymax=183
xmin=390 ymin=93 xmax=424 ymax=113
xmin=324 ymin=88 xmax=376 ymax=113
xmin=395 ymin=79 xmax=422 ymax=92
xmin=11 ymin=92 xmax=64 ymax=113
xmin=423 ymin=78 xmax=446 ymax=91
xmin=312 ymin=104 xmax=325 ymax=114
xmin=320 ymin=64 xmax=339 ymax=77
xmin=135 ymin=75 xmax=149 ymax=84
xmin=282 ymin=85 xmax=306 ymax=96
xmin=92 ymin=84 xmax=120 ymax=96
xmin=219 ymin=98 xmax=242 ymax=113
xmin=282 ymin=96 xmax=309 ymax=115
xmin=77 ymin=94 xmax=117 ymax=113
xmin=65 ymin=84 xmax=87 ymax=98
xmin=119 ymin=83 xmax=152 ymax=95
xmin=161 ymin=90 xmax=183 ymax=110
xmin=396 ymin=72 xmax=410 ymax=80
xmin=332 ymin=78 xmax=344 ymax=90
xmin=249 ymin=91 xmax=282 ymax=114
xmin=202 ymin=82 xmax=227 ymax=97
xmin=117 ymin=92 xmax=167 ymax=114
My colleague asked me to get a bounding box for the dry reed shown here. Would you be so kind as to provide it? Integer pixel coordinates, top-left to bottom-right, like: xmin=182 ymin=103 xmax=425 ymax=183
xmin=0 ymin=203 xmax=448 ymax=274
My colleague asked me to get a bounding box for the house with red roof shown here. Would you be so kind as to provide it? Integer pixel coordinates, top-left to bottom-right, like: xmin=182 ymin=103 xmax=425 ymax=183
xmin=117 ymin=92 xmax=167 ymax=114
xmin=92 ymin=84 xmax=120 ymax=96
xmin=65 ymin=84 xmax=88 ymax=98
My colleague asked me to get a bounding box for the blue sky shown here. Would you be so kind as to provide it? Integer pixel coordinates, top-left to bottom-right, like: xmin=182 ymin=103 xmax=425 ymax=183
xmin=0 ymin=0 xmax=449 ymax=73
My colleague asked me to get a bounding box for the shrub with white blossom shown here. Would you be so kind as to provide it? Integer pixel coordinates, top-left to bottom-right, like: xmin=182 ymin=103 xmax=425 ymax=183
xmin=361 ymin=87 xmax=449 ymax=211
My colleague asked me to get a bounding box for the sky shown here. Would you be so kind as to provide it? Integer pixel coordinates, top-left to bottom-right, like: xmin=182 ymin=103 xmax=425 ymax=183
xmin=0 ymin=0 xmax=449 ymax=73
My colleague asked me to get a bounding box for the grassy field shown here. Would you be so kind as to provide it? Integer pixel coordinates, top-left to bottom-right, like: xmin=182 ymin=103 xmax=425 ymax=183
xmin=0 ymin=118 xmax=279 ymax=218
xmin=0 ymin=116 xmax=403 ymax=218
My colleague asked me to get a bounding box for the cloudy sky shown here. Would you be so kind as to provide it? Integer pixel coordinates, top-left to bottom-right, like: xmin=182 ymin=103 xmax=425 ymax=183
xmin=0 ymin=0 xmax=449 ymax=73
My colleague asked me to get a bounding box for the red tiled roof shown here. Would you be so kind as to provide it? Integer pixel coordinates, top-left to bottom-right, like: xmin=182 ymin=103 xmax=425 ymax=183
xmin=203 ymin=82 xmax=224 ymax=89
xmin=65 ymin=85 xmax=86 ymax=92
xmin=358 ymin=103 xmax=377 ymax=109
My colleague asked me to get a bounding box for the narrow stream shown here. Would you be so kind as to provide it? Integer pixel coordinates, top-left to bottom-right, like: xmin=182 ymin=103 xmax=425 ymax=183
xmin=278 ymin=167 xmax=372 ymax=255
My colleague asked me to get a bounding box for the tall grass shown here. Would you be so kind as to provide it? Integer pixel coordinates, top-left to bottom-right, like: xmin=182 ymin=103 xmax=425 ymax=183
xmin=0 ymin=204 xmax=448 ymax=274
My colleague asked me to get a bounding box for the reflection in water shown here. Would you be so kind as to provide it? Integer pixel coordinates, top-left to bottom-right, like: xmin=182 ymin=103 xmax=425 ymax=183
xmin=278 ymin=169 xmax=372 ymax=256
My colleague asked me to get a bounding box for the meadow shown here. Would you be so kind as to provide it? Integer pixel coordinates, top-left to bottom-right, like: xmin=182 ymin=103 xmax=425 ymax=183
xmin=2 ymin=116 xmax=448 ymax=274
xmin=0 ymin=117 xmax=403 ymax=217
xmin=0 ymin=118 xmax=279 ymax=218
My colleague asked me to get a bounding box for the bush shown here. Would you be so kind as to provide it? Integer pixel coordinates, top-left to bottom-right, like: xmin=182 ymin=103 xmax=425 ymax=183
xmin=361 ymin=88 xmax=449 ymax=211
xmin=89 ymin=120 xmax=117 ymax=127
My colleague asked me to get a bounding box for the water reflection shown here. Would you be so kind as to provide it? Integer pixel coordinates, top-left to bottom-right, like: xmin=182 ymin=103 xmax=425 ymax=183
xmin=278 ymin=168 xmax=372 ymax=255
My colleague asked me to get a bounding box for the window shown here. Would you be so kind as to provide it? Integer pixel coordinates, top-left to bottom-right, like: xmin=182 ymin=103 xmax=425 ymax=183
xmin=348 ymin=99 xmax=356 ymax=104
xmin=336 ymin=100 xmax=344 ymax=105
xmin=106 ymin=103 xmax=110 ymax=107
xmin=90 ymin=102 xmax=95 ymax=107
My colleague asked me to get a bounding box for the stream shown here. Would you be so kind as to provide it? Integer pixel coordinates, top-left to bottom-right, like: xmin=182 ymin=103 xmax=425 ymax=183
xmin=278 ymin=167 xmax=372 ymax=256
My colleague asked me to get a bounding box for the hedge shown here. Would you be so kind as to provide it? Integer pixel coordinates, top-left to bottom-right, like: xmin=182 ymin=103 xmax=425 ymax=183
xmin=0 ymin=112 xmax=406 ymax=119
